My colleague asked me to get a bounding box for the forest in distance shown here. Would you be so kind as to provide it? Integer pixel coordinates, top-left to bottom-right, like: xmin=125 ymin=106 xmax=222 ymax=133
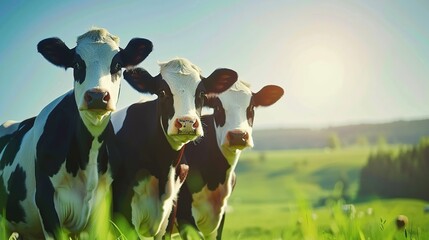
xmin=252 ymin=118 xmax=429 ymax=150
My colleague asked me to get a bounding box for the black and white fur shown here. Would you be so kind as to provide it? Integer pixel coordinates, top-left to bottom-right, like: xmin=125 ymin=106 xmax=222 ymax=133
xmin=0 ymin=28 xmax=152 ymax=239
xmin=110 ymin=58 xmax=238 ymax=239
xmin=175 ymin=81 xmax=284 ymax=239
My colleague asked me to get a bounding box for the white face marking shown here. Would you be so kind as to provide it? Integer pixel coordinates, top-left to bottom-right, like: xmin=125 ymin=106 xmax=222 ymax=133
xmin=215 ymin=81 xmax=254 ymax=156
xmin=74 ymin=31 xmax=121 ymax=133
xmin=159 ymin=58 xmax=204 ymax=150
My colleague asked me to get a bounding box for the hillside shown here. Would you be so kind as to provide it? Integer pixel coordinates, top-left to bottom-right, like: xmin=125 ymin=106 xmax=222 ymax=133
xmin=221 ymin=148 xmax=429 ymax=239
xmin=253 ymin=118 xmax=429 ymax=150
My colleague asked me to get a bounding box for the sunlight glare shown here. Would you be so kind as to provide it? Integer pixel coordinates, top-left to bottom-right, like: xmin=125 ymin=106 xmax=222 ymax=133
xmin=293 ymin=46 xmax=345 ymax=106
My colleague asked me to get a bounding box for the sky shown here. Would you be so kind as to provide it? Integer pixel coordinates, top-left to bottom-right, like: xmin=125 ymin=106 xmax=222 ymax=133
xmin=1 ymin=0 xmax=428 ymax=129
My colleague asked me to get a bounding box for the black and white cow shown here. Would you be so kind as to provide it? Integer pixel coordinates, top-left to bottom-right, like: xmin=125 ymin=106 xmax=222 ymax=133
xmin=0 ymin=28 xmax=153 ymax=239
xmin=174 ymin=80 xmax=284 ymax=239
xmin=110 ymin=58 xmax=238 ymax=239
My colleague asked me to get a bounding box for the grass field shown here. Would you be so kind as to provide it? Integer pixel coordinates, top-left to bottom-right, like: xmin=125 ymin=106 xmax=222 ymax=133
xmin=218 ymin=147 xmax=429 ymax=239
xmin=2 ymin=147 xmax=428 ymax=239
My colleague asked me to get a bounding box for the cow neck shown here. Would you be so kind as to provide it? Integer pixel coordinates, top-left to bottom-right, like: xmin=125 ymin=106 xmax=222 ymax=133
xmin=79 ymin=111 xmax=111 ymax=138
xmin=220 ymin=148 xmax=241 ymax=174
xmin=158 ymin=116 xmax=185 ymax=168
xmin=72 ymin=102 xmax=109 ymax=176
xmin=186 ymin=116 xmax=231 ymax=192
xmin=174 ymin=144 xmax=185 ymax=168
xmin=154 ymin=114 xmax=186 ymax=197
xmin=208 ymin=116 xmax=239 ymax=173
xmin=68 ymin=115 xmax=97 ymax=176
xmin=206 ymin=117 xmax=242 ymax=171
xmin=35 ymin=93 xmax=103 ymax=177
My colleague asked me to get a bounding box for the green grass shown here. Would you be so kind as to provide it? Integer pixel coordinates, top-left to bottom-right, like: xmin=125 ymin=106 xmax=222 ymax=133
xmin=221 ymin=146 xmax=429 ymax=239
xmin=233 ymin=147 xmax=372 ymax=204
xmin=2 ymin=146 xmax=429 ymax=239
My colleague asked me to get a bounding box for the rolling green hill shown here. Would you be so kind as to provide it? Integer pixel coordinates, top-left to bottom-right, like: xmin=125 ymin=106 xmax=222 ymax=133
xmin=219 ymin=147 xmax=429 ymax=239
xmin=253 ymin=118 xmax=429 ymax=150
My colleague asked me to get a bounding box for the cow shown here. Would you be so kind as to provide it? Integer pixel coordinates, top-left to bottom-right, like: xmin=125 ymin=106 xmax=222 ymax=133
xmin=0 ymin=27 xmax=153 ymax=239
xmin=110 ymin=58 xmax=238 ymax=239
xmin=173 ymin=80 xmax=284 ymax=239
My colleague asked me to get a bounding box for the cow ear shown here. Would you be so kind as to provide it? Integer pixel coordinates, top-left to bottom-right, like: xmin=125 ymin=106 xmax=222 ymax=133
xmin=37 ymin=37 xmax=74 ymax=70
xmin=202 ymin=68 xmax=238 ymax=94
xmin=120 ymin=38 xmax=153 ymax=67
xmin=253 ymin=85 xmax=284 ymax=107
xmin=123 ymin=68 xmax=159 ymax=94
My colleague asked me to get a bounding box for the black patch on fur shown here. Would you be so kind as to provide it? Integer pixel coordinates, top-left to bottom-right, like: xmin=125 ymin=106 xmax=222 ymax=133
xmin=110 ymin=54 xmax=122 ymax=75
xmin=0 ymin=117 xmax=35 ymax=171
xmin=65 ymin=118 xmax=93 ymax=176
xmin=35 ymin=168 xmax=59 ymax=236
xmin=37 ymin=94 xmax=80 ymax=176
xmin=73 ymin=55 xmax=86 ymax=84
xmin=97 ymin=122 xmax=116 ymax=174
xmin=176 ymin=115 xmax=231 ymax=236
xmin=206 ymin=97 xmax=225 ymax=127
xmin=176 ymin=167 xmax=198 ymax=230
xmin=111 ymin=99 xmax=184 ymax=225
xmin=246 ymin=97 xmax=255 ymax=127
xmin=34 ymin=93 xmax=81 ymax=236
xmin=0 ymin=134 xmax=12 ymax=157
xmin=111 ymin=101 xmax=157 ymax=221
xmin=6 ymin=165 xmax=27 ymax=223
xmin=34 ymin=92 xmax=114 ymax=236
xmin=194 ymin=82 xmax=206 ymax=118
xmin=0 ymin=174 xmax=7 ymax=214
xmin=110 ymin=53 xmax=123 ymax=85
xmin=157 ymin=80 xmax=175 ymax=131
xmin=184 ymin=115 xmax=230 ymax=193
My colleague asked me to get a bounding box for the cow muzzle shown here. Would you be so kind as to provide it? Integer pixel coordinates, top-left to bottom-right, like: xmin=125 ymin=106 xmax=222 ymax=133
xmin=84 ymin=89 xmax=111 ymax=110
xmin=174 ymin=117 xmax=199 ymax=135
xmin=226 ymin=130 xmax=250 ymax=149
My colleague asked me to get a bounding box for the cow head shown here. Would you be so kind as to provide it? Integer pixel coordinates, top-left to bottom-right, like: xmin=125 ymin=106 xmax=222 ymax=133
xmin=37 ymin=27 xmax=153 ymax=135
xmin=123 ymin=58 xmax=238 ymax=150
xmin=206 ymin=81 xmax=284 ymax=158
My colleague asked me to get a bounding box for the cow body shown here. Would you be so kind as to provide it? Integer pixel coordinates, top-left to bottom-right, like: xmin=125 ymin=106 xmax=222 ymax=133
xmin=0 ymin=28 xmax=152 ymax=239
xmin=110 ymin=58 xmax=237 ymax=239
xmin=111 ymin=100 xmax=186 ymax=239
xmin=1 ymin=92 xmax=113 ymax=239
xmin=176 ymin=81 xmax=284 ymax=239
xmin=177 ymin=115 xmax=236 ymax=240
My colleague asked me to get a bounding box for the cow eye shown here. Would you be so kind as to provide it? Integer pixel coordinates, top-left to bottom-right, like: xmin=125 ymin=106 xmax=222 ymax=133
xmin=74 ymin=62 xmax=80 ymax=70
xmin=111 ymin=62 xmax=122 ymax=74
xmin=114 ymin=63 xmax=122 ymax=72
xmin=159 ymin=90 xmax=166 ymax=97
xmin=199 ymin=91 xmax=206 ymax=99
xmin=246 ymin=105 xmax=255 ymax=126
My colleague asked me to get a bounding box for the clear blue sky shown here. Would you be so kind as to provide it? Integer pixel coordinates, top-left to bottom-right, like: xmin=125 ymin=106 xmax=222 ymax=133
xmin=1 ymin=0 xmax=428 ymax=129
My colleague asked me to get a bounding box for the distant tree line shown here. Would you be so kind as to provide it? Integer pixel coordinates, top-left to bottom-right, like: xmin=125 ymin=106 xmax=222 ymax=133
xmin=252 ymin=119 xmax=429 ymax=150
xmin=358 ymin=137 xmax=429 ymax=201
xmin=327 ymin=132 xmax=388 ymax=150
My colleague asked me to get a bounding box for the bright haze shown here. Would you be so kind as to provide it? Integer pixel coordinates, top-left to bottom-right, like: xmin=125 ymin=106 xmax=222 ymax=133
xmin=1 ymin=1 xmax=428 ymax=129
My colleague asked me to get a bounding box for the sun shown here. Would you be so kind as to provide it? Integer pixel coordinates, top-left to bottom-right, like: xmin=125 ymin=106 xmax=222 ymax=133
xmin=292 ymin=46 xmax=345 ymax=106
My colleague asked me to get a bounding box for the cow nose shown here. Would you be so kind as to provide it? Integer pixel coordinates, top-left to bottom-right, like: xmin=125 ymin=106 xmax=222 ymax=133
xmin=174 ymin=117 xmax=199 ymax=134
xmin=227 ymin=131 xmax=249 ymax=146
xmin=84 ymin=90 xmax=110 ymax=110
